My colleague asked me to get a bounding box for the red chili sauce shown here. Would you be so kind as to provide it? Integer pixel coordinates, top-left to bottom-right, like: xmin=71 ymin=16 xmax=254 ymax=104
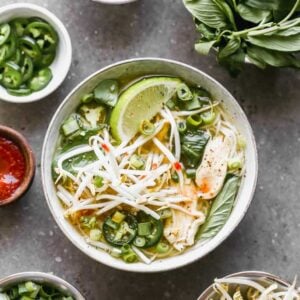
xmin=0 ymin=137 xmax=25 ymax=201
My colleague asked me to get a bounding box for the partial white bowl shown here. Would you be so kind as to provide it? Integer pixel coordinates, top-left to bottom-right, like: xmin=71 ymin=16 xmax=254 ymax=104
xmin=42 ymin=58 xmax=258 ymax=272
xmin=0 ymin=3 xmax=72 ymax=103
xmin=92 ymin=0 xmax=137 ymax=4
xmin=197 ymin=271 xmax=298 ymax=299
xmin=0 ymin=272 xmax=85 ymax=299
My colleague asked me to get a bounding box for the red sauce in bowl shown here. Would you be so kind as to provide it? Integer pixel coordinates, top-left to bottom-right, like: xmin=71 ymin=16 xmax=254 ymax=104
xmin=0 ymin=137 xmax=26 ymax=201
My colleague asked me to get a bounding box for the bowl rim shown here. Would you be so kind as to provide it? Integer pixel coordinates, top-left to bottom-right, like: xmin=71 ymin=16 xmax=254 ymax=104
xmin=92 ymin=0 xmax=137 ymax=4
xmin=41 ymin=57 xmax=258 ymax=272
xmin=197 ymin=270 xmax=295 ymax=300
xmin=0 ymin=271 xmax=85 ymax=299
xmin=0 ymin=125 xmax=35 ymax=206
xmin=0 ymin=3 xmax=72 ymax=103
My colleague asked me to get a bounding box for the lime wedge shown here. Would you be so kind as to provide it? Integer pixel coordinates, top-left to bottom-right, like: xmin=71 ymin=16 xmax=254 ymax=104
xmin=110 ymin=77 xmax=182 ymax=142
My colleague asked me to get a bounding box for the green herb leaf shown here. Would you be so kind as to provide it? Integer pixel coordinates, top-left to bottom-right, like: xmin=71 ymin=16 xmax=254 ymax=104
xmin=275 ymin=25 xmax=300 ymax=36
xmin=183 ymin=0 xmax=231 ymax=29
xmin=197 ymin=176 xmax=240 ymax=240
xmin=247 ymin=45 xmax=300 ymax=67
xmin=218 ymin=38 xmax=241 ymax=58
xmin=218 ymin=48 xmax=245 ymax=76
xmin=180 ymin=129 xmax=210 ymax=169
xmin=237 ymin=3 xmax=271 ymax=23
xmin=195 ymin=40 xmax=217 ymax=55
xmin=213 ymin=0 xmax=237 ymax=29
xmin=195 ymin=22 xmax=216 ymax=40
xmin=243 ymin=0 xmax=295 ymax=11
xmin=247 ymin=33 xmax=300 ymax=52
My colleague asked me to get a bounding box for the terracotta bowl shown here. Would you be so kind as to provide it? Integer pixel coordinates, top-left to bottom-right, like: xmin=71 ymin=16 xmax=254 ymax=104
xmin=0 ymin=125 xmax=35 ymax=205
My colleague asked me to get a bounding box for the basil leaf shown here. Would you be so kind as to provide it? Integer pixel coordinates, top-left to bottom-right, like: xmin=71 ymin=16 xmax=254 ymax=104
xmin=243 ymin=0 xmax=293 ymax=11
xmin=274 ymin=25 xmax=300 ymax=36
xmin=247 ymin=45 xmax=300 ymax=67
xmin=94 ymin=79 xmax=119 ymax=107
xmin=195 ymin=40 xmax=217 ymax=55
xmin=195 ymin=22 xmax=216 ymax=40
xmin=247 ymin=34 xmax=300 ymax=52
xmin=183 ymin=0 xmax=231 ymax=29
xmin=180 ymin=129 xmax=210 ymax=169
xmin=237 ymin=3 xmax=271 ymax=23
xmin=197 ymin=176 xmax=240 ymax=240
xmin=246 ymin=55 xmax=267 ymax=69
xmin=213 ymin=0 xmax=237 ymax=29
xmin=218 ymin=48 xmax=245 ymax=76
xmin=218 ymin=38 xmax=241 ymax=58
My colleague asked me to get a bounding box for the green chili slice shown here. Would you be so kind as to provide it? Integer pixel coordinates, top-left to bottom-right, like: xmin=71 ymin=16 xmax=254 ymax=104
xmin=177 ymin=83 xmax=193 ymax=101
xmin=103 ymin=211 xmax=137 ymax=246
xmin=38 ymin=51 xmax=56 ymax=67
xmin=2 ymin=62 xmax=22 ymax=89
xmin=26 ymin=21 xmax=58 ymax=53
xmin=10 ymin=48 xmax=22 ymax=64
xmin=0 ymin=23 xmax=11 ymax=46
xmin=139 ymin=119 xmax=155 ymax=136
xmin=201 ymin=111 xmax=216 ymax=125
xmin=21 ymin=56 xmax=34 ymax=82
xmin=29 ymin=67 xmax=52 ymax=91
xmin=10 ymin=18 xmax=29 ymax=37
xmin=7 ymin=87 xmax=31 ymax=96
xmin=187 ymin=114 xmax=202 ymax=127
xmin=19 ymin=36 xmax=41 ymax=62
xmin=135 ymin=212 xmax=163 ymax=248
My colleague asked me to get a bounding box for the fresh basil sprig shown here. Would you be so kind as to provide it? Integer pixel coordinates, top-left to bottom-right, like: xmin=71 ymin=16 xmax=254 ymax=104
xmin=196 ymin=175 xmax=240 ymax=240
xmin=183 ymin=0 xmax=300 ymax=75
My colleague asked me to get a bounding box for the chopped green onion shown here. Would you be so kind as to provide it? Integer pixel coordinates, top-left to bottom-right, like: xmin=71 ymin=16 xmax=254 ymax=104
xmin=129 ymin=154 xmax=144 ymax=169
xmin=18 ymin=284 xmax=28 ymax=295
xmin=133 ymin=236 xmax=146 ymax=247
xmin=80 ymin=216 xmax=97 ymax=229
xmin=112 ymin=211 xmax=126 ymax=224
xmin=228 ymin=157 xmax=242 ymax=171
xmin=93 ymin=176 xmax=103 ymax=188
xmin=111 ymin=248 xmax=122 ymax=258
xmin=201 ymin=111 xmax=216 ymax=125
xmin=122 ymin=252 xmax=138 ymax=263
xmin=187 ymin=114 xmax=202 ymax=127
xmin=186 ymin=168 xmax=196 ymax=179
xmin=158 ymin=208 xmax=172 ymax=219
xmin=139 ymin=119 xmax=155 ymax=136
xmin=177 ymin=83 xmax=193 ymax=101
xmin=155 ymin=242 xmax=170 ymax=253
xmin=81 ymin=93 xmax=94 ymax=103
xmin=105 ymin=218 xmax=119 ymax=230
xmin=61 ymin=115 xmax=79 ymax=136
xmin=25 ymin=281 xmax=37 ymax=293
xmin=166 ymin=98 xmax=176 ymax=109
xmin=121 ymin=244 xmax=131 ymax=254
xmin=177 ymin=121 xmax=187 ymax=133
xmin=184 ymin=95 xmax=202 ymax=110
xmin=138 ymin=222 xmax=152 ymax=236
xmin=90 ymin=229 xmax=102 ymax=241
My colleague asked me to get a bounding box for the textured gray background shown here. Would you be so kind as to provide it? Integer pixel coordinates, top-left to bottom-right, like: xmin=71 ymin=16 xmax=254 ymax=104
xmin=0 ymin=0 xmax=299 ymax=299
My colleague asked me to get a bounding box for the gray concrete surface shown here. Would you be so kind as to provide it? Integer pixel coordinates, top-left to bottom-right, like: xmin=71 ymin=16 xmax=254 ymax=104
xmin=0 ymin=0 xmax=299 ymax=299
